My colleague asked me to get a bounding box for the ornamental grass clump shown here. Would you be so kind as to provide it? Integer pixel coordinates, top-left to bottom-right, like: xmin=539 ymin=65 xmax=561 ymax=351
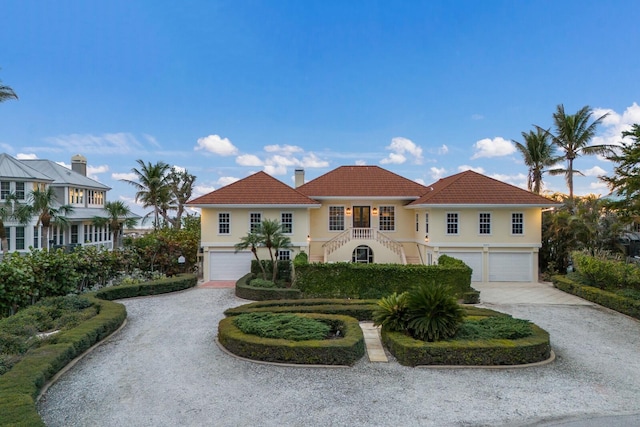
xmin=374 ymin=283 xmax=463 ymax=342
xmin=233 ymin=312 xmax=331 ymax=341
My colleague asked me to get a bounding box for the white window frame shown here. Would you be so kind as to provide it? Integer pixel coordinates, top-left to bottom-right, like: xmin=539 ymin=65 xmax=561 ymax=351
xmin=218 ymin=212 xmax=230 ymax=235
xmin=425 ymin=212 xmax=429 ymax=235
xmin=328 ymin=206 xmax=345 ymax=231
xmin=277 ymin=249 xmax=291 ymax=261
xmin=379 ymin=206 xmax=395 ymax=232
xmin=0 ymin=182 xmax=10 ymax=200
xmin=479 ymin=212 xmax=491 ymax=235
xmin=249 ymin=212 xmax=262 ymax=233
xmin=15 ymin=182 xmax=25 ymax=200
xmin=281 ymin=212 xmax=293 ymax=234
xmin=15 ymin=226 xmax=25 ymax=250
xmin=446 ymin=212 xmax=459 ymax=235
xmin=511 ymin=212 xmax=524 ymax=235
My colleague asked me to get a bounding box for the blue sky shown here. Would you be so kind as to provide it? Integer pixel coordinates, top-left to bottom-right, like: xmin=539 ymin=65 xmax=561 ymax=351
xmin=1 ymin=1 xmax=639 ymax=217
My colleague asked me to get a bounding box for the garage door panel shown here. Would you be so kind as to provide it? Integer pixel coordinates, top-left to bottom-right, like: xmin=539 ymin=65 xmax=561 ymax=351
xmin=489 ymin=253 xmax=532 ymax=282
xmin=209 ymin=251 xmax=252 ymax=281
xmin=441 ymin=252 xmax=482 ymax=282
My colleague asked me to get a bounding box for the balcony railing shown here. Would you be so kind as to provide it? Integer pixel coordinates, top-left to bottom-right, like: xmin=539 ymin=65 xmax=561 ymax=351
xmin=322 ymin=227 xmax=406 ymax=263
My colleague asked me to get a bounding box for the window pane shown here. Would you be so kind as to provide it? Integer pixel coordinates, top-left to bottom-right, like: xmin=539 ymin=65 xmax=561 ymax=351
xmin=0 ymin=182 xmax=9 ymax=200
xmin=15 ymin=226 xmax=25 ymax=250
xmin=281 ymin=213 xmax=293 ymax=234
xmin=218 ymin=213 xmax=230 ymax=234
xmin=446 ymin=213 xmax=458 ymax=234
xmin=379 ymin=206 xmax=395 ymax=231
xmin=329 ymin=206 xmax=345 ymax=231
xmin=479 ymin=213 xmax=491 ymax=234
xmin=15 ymin=182 xmax=25 ymax=199
xmin=512 ymin=213 xmax=524 ymax=234
xmin=250 ymin=213 xmax=261 ymax=233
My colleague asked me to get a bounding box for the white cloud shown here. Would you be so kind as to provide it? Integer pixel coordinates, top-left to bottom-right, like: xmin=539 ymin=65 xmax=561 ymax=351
xmin=471 ymin=137 xmax=516 ymax=159
xmin=87 ymin=164 xmax=109 ymax=180
xmin=143 ymin=134 xmax=161 ymax=148
xmin=216 ymin=177 xmax=239 ymax=187
xmin=171 ymin=165 xmax=186 ymax=173
xmin=194 ymin=134 xmax=238 ymax=156
xmin=592 ymin=103 xmax=640 ymax=147
xmin=381 ymin=137 xmax=423 ymax=165
xmin=264 ymin=144 xmax=303 ymax=154
xmin=16 ymin=153 xmax=37 ymax=159
xmin=490 ymin=173 xmax=528 ymax=188
xmin=236 ymin=154 xmax=263 ymax=166
xmin=438 ymin=144 xmax=449 ymax=155
xmin=299 ymin=153 xmax=329 ymax=168
xmin=45 ymin=133 xmax=144 ymax=154
xmin=193 ymin=184 xmax=216 ymax=198
xmin=430 ymin=167 xmax=447 ymax=180
xmin=380 ymin=153 xmax=406 ymax=165
xmin=458 ymin=165 xmax=485 ymax=174
xmin=56 ymin=161 xmax=71 ymax=169
xmin=582 ymin=166 xmax=607 ymax=177
xmin=264 ymin=164 xmax=288 ymax=175
xmin=415 ymin=178 xmax=425 ymax=185
xmin=355 ymin=159 xmax=367 ymax=166
xmin=112 ymin=172 xmax=138 ymax=181
xmin=589 ymin=181 xmax=609 ymax=192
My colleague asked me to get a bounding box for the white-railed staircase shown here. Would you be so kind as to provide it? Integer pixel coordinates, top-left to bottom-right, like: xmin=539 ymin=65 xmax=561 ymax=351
xmin=321 ymin=228 xmax=407 ymax=264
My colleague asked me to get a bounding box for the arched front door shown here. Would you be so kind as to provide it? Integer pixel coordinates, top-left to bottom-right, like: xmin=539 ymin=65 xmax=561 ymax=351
xmin=352 ymin=245 xmax=374 ymax=263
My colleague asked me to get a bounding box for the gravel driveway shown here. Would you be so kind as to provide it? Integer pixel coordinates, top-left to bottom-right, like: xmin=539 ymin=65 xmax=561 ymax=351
xmin=38 ymin=286 xmax=640 ymax=427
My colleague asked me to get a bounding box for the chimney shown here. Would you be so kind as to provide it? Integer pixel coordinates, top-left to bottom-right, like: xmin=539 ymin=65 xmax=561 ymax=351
xmin=71 ymin=154 xmax=87 ymax=176
xmin=294 ymin=168 xmax=305 ymax=188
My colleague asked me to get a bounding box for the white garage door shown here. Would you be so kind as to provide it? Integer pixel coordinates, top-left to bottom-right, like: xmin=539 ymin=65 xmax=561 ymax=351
xmin=209 ymin=251 xmax=252 ymax=281
xmin=441 ymin=252 xmax=483 ymax=282
xmin=488 ymin=253 xmax=532 ymax=282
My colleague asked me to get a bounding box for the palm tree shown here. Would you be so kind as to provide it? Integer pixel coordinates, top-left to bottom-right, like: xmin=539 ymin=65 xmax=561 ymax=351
xmin=0 ymin=74 xmax=18 ymax=103
xmin=234 ymin=232 xmax=267 ymax=280
xmin=166 ymin=168 xmax=196 ymax=229
xmin=539 ymin=104 xmax=613 ymax=202
xmin=121 ymin=160 xmax=170 ymax=229
xmin=28 ymin=187 xmax=74 ymax=250
xmin=270 ymin=233 xmax=291 ymax=282
xmin=92 ymin=201 xmax=138 ymax=248
xmin=0 ymin=193 xmax=30 ymax=255
xmin=258 ymin=219 xmax=291 ymax=282
xmin=513 ymin=128 xmax=560 ymax=194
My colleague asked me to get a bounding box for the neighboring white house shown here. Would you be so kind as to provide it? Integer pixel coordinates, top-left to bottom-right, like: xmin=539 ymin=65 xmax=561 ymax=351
xmin=0 ymin=153 xmax=129 ymax=252
xmin=188 ymin=165 xmax=559 ymax=283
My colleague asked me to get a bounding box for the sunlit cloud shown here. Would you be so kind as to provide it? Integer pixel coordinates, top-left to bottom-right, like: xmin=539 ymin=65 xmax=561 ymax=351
xmin=458 ymin=165 xmax=485 ymax=174
xmin=381 ymin=137 xmax=423 ymax=165
xmin=471 ymin=137 xmax=516 ymax=159
xmin=583 ymin=166 xmax=607 ymax=177
xmin=16 ymin=153 xmax=37 ymax=159
xmin=430 ymin=167 xmax=447 ymax=180
xmin=264 ymin=144 xmax=303 ymax=154
xmin=194 ymin=134 xmax=238 ymax=156
xmin=112 ymin=172 xmax=138 ymax=181
xmin=236 ymin=154 xmax=263 ymax=166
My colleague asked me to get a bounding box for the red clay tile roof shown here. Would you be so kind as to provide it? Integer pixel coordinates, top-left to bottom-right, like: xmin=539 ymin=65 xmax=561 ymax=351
xmin=187 ymin=171 xmax=320 ymax=206
xmin=410 ymin=170 xmax=558 ymax=206
xmin=297 ymin=165 xmax=428 ymax=198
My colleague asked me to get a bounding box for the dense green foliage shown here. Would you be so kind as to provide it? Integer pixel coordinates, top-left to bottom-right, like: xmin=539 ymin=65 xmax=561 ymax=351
xmin=601 ymin=124 xmax=640 ymax=217
xmin=552 ymin=275 xmax=640 ymax=319
xmin=233 ymin=312 xmax=331 ymax=341
xmin=405 ymin=283 xmax=464 ymax=342
xmin=372 ymin=292 xmax=408 ymax=332
xmin=95 ymin=274 xmax=197 ymax=300
xmin=224 ymin=298 xmax=378 ymax=321
xmin=248 ymin=278 xmax=278 ymax=288
xmin=235 ymin=273 xmax=302 ymax=301
xmin=294 ymin=262 xmax=471 ymax=299
xmin=571 ymin=250 xmax=640 ymax=289
xmin=219 ymin=313 xmax=364 ymax=365
xmin=455 ymin=316 xmax=533 ymax=340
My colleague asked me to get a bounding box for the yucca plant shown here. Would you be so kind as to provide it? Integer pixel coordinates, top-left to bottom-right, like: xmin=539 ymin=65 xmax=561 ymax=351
xmin=405 ymin=283 xmax=464 ymax=342
xmin=372 ymin=292 xmax=409 ymax=332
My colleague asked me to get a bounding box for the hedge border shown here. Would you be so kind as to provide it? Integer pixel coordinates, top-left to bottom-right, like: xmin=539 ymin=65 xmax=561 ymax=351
xmin=0 ymin=273 xmax=198 ymax=427
xmin=552 ymin=275 xmax=640 ymax=320
xmin=381 ymin=323 xmax=551 ymax=367
xmin=224 ymin=298 xmax=378 ymax=321
xmin=218 ymin=313 xmax=365 ymax=366
xmin=235 ymin=273 xmax=301 ymax=301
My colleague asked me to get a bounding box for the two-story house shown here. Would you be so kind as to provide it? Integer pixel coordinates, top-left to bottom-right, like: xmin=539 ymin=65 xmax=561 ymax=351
xmin=0 ymin=153 xmax=125 ymax=252
xmin=188 ymin=165 xmax=558 ymax=283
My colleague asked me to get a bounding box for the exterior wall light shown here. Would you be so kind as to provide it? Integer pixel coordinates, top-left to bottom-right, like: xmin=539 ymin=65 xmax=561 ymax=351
xmin=345 ymin=207 xmax=352 ymax=216
xmin=424 ymin=235 xmax=429 ymax=243
xmin=372 ymin=207 xmax=378 ymax=216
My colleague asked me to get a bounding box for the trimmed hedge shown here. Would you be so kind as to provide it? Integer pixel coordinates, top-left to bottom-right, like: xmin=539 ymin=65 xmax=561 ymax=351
xmin=218 ymin=313 xmax=365 ymax=365
xmin=0 ymin=295 xmax=126 ymax=426
xmin=381 ymin=323 xmax=550 ymax=367
xmin=294 ymin=262 xmax=472 ymax=299
xmin=95 ymin=273 xmax=198 ymax=300
xmin=552 ymin=275 xmax=640 ymax=320
xmin=225 ymin=298 xmax=379 ymax=321
xmin=235 ymin=273 xmax=301 ymax=301
xmin=0 ymin=273 xmax=198 ymax=426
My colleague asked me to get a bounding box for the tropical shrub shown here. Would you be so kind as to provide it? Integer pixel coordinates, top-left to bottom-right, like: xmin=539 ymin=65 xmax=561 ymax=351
xmin=248 ymin=278 xmax=278 ymax=288
xmin=233 ymin=312 xmax=332 ymax=341
xmin=372 ymin=292 xmax=408 ymax=332
xmin=455 ymin=315 xmax=533 ymax=340
xmin=405 ymin=283 xmax=464 ymax=342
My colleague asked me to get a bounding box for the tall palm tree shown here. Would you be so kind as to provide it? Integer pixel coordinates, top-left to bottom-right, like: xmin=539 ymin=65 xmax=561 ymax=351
xmin=121 ymin=160 xmax=170 ymax=229
xmin=539 ymin=104 xmax=613 ymax=202
xmin=0 ymin=75 xmax=18 ymax=103
xmin=234 ymin=231 xmax=267 ymax=280
xmin=92 ymin=201 xmax=138 ymax=248
xmin=0 ymin=193 xmax=30 ymax=255
xmin=513 ymin=128 xmax=560 ymax=194
xmin=28 ymin=187 xmax=74 ymax=250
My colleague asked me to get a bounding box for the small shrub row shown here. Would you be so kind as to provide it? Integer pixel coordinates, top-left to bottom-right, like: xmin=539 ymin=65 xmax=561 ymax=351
xmin=552 ymin=275 xmax=640 ymax=319
xmin=381 ymin=323 xmax=550 ymax=367
xmin=235 ymin=273 xmax=301 ymax=301
xmin=224 ymin=298 xmax=378 ymax=321
xmin=571 ymin=250 xmax=640 ymax=290
xmin=294 ymin=262 xmax=472 ymax=299
xmin=218 ymin=313 xmax=364 ymax=365
xmin=455 ymin=316 xmax=533 ymax=340
xmin=0 ymin=295 xmax=126 ymax=426
xmin=95 ymin=273 xmax=198 ymax=300
xmin=233 ymin=312 xmax=332 ymax=341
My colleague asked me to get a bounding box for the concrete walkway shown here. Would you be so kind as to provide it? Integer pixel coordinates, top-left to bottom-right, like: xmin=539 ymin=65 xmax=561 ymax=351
xmin=474 ymin=281 xmax=594 ymax=305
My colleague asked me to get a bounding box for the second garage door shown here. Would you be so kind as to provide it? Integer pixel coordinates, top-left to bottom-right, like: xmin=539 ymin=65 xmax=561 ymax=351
xmin=488 ymin=253 xmax=532 ymax=282
xmin=209 ymin=251 xmax=252 ymax=281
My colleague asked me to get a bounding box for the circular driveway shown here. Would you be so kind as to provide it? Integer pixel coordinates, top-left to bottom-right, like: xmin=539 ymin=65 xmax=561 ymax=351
xmin=38 ymin=283 xmax=640 ymax=427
